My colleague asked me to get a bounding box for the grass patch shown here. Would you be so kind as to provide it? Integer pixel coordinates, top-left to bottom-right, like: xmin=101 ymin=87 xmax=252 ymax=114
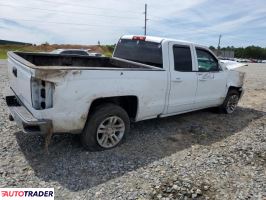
xmin=0 ymin=45 xmax=42 ymax=59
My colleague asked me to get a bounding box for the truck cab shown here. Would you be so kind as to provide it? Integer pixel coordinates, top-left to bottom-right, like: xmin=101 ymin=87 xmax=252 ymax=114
xmin=114 ymin=35 xmax=244 ymax=116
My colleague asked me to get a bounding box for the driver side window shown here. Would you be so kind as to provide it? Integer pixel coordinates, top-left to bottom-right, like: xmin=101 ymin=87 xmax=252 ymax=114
xmin=196 ymin=48 xmax=219 ymax=72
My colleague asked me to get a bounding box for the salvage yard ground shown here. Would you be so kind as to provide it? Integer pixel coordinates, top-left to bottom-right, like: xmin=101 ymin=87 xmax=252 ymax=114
xmin=0 ymin=60 xmax=265 ymax=199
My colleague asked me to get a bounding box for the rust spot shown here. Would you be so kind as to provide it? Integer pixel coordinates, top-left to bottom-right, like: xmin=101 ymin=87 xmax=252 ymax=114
xmin=72 ymin=70 xmax=81 ymax=75
xmin=80 ymin=113 xmax=87 ymax=122
xmin=35 ymin=69 xmax=68 ymax=81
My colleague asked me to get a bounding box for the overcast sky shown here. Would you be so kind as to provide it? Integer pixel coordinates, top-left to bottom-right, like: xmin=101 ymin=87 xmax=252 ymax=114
xmin=0 ymin=0 xmax=265 ymax=47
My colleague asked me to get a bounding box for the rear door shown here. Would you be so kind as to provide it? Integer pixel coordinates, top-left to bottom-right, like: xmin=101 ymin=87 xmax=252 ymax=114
xmin=194 ymin=47 xmax=227 ymax=107
xmin=167 ymin=42 xmax=198 ymax=114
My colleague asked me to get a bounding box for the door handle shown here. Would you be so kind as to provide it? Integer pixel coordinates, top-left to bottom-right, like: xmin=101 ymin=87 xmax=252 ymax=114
xmin=199 ymin=78 xmax=207 ymax=81
xmin=173 ymin=77 xmax=183 ymax=82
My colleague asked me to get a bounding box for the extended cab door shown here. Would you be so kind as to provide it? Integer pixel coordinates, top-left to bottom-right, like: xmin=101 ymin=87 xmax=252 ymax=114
xmin=194 ymin=47 xmax=227 ymax=107
xmin=166 ymin=42 xmax=198 ymax=114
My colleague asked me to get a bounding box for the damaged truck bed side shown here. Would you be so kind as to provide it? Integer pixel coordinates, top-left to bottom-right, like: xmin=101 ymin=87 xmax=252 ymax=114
xmin=6 ymin=35 xmax=245 ymax=151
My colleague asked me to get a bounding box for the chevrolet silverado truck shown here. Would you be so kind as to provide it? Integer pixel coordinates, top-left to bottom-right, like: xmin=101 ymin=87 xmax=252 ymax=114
xmin=5 ymin=35 xmax=245 ymax=151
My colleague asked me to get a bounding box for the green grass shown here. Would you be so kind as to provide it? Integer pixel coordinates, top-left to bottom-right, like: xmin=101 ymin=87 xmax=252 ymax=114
xmin=0 ymin=51 xmax=6 ymax=59
xmin=0 ymin=45 xmax=40 ymax=59
xmin=0 ymin=45 xmax=21 ymax=59
xmin=102 ymin=51 xmax=113 ymax=57
xmin=96 ymin=45 xmax=114 ymax=57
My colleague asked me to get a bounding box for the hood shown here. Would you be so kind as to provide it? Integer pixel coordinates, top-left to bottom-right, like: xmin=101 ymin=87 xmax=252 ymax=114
xmin=220 ymin=60 xmax=248 ymax=70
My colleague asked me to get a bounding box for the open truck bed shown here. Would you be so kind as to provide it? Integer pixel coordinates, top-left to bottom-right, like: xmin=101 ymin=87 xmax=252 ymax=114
xmin=6 ymin=50 xmax=166 ymax=135
xmin=8 ymin=52 xmax=160 ymax=71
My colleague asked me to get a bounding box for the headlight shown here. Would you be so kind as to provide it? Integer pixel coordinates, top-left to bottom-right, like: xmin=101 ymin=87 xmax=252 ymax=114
xmin=31 ymin=78 xmax=54 ymax=110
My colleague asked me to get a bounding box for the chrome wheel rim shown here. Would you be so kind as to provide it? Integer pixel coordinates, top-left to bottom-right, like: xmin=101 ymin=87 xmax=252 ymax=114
xmin=226 ymin=94 xmax=239 ymax=113
xmin=96 ymin=116 xmax=125 ymax=148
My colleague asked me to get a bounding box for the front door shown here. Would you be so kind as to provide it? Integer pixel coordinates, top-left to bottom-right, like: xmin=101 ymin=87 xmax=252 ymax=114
xmin=195 ymin=47 xmax=227 ymax=108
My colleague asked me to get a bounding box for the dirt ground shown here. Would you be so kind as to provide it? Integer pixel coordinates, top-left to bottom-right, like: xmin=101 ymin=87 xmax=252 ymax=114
xmin=0 ymin=60 xmax=265 ymax=199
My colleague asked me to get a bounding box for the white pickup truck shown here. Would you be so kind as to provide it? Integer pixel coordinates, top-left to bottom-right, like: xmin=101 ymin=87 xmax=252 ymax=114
xmin=6 ymin=35 xmax=245 ymax=151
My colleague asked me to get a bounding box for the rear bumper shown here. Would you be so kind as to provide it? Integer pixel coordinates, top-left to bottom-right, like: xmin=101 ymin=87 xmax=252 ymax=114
xmin=6 ymin=96 xmax=52 ymax=135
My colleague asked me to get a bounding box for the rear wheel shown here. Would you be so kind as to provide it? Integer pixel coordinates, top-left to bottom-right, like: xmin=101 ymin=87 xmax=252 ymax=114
xmin=81 ymin=104 xmax=130 ymax=151
xmin=220 ymin=90 xmax=240 ymax=114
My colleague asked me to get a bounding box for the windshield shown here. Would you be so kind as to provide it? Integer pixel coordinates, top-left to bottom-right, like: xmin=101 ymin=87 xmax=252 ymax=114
xmin=113 ymin=39 xmax=163 ymax=68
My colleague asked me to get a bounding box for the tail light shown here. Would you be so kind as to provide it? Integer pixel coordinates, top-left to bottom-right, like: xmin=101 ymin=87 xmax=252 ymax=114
xmin=31 ymin=78 xmax=54 ymax=110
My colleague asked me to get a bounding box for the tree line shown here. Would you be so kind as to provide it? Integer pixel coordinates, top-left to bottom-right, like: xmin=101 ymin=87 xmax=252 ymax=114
xmin=209 ymin=46 xmax=266 ymax=59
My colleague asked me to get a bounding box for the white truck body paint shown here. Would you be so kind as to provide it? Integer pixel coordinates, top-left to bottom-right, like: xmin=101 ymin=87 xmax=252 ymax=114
xmin=6 ymin=35 xmax=245 ymax=134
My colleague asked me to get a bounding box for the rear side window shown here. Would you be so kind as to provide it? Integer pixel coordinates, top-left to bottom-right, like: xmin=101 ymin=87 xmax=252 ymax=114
xmin=196 ymin=48 xmax=219 ymax=72
xmin=113 ymin=39 xmax=163 ymax=68
xmin=173 ymin=45 xmax=192 ymax=72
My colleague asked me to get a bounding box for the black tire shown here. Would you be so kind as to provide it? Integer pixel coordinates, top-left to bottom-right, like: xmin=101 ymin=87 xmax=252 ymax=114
xmin=81 ymin=103 xmax=130 ymax=151
xmin=219 ymin=89 xmax=240 ymax=114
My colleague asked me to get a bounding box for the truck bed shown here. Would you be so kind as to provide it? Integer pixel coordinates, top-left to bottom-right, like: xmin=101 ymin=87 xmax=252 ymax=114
xmin=7 ymin=50 xmax=168 ymax=133
xmin=8 ymin=52 xmax=161 ymax=71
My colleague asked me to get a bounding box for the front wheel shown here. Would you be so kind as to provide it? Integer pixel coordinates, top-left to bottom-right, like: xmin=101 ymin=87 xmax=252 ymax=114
xmin=220 ymin=90 xmax=240 ymax=114
xmin=81 ymin=104 xmax=130 ymax=151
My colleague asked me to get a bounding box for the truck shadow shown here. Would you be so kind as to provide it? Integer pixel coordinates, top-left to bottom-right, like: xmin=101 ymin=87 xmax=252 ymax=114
xmin=15 ymin=106 xmax=265 ymax=191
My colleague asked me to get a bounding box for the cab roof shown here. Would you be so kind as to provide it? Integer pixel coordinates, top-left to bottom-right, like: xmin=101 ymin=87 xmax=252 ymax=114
xmin=121 ymin=35 xmax=206 ymax=48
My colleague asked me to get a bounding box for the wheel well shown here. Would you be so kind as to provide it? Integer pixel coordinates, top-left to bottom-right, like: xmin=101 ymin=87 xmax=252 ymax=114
xmin=228 ymin=86 xmax=242 ymax=96
xmin=89 ymin=96 xmax=138 ymax=120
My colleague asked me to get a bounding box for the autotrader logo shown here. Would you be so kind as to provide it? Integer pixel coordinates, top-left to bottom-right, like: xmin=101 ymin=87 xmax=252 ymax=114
xmin=0 ymin=188 xmax=54 ymax=199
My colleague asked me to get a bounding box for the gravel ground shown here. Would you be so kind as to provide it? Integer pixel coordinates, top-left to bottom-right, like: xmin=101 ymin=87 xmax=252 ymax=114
xmin=0 ymin=60 xmax=265 ymax=200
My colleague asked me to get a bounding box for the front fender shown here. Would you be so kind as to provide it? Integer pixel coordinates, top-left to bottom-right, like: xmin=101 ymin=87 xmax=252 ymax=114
xmin=227 ymin=70 xmax=245 ymax=88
